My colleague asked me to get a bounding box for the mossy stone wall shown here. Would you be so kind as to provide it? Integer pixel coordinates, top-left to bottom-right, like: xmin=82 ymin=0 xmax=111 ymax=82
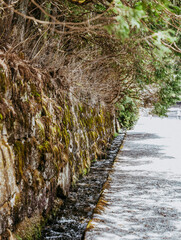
xmin=0 ymin=52 xmax=115 ymax=239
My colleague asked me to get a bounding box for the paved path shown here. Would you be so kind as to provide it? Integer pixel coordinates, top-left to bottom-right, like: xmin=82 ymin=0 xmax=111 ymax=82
xmin=84 ymin=113 xmax=181 ymax=240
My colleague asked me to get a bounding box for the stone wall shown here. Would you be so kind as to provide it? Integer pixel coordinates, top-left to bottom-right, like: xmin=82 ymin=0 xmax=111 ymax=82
xmin=0 ymin=51 xmax=116 ymax=239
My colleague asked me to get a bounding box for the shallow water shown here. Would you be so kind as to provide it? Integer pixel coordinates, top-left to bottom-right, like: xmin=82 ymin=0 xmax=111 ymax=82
xmin=41 ymin=134 xmax=124 ymax=240
xmin=84 ymin=106 xmax=181 ymax=240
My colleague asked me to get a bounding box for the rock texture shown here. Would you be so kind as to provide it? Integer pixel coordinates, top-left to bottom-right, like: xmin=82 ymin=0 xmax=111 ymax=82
xmin=0 ymin=51 xmax=116 ymax=239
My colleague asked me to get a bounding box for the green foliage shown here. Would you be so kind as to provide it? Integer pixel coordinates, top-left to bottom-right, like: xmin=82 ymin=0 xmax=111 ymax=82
xmin=116 ymin=97 xmax=139 ymax=129
xmin=95 ymin=4 xmax=107 ymax=12
xmin=105 ymin=0 xmax=145 ymax=40
xmin=153 ymin=65 xmax=181 ymax=116
xmin=104 ymin=1 xmax=180 ymax=125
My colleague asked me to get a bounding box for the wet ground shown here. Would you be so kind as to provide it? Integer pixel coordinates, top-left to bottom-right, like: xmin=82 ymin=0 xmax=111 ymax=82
xmin=41 ymin=134 xmax=125 ymax=240
xmin=84 ymin=107 xmax=181 ymax=240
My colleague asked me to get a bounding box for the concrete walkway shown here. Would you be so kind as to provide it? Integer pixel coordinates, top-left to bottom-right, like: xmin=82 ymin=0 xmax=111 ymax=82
xmin=84 ymin=112 xmax=181 ymax=240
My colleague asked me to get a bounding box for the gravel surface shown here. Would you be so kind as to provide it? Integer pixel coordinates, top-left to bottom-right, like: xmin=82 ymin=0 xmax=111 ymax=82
xmin=84 ymin=110 xmax=181 ymax=240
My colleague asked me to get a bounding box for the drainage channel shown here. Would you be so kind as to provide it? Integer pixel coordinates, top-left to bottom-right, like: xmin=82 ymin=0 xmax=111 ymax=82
xmin=41 ymin=133 xmax=125 ymax=240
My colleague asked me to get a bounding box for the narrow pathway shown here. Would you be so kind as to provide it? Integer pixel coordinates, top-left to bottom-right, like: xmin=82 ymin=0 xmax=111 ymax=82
xmin=84 ymin=111 xmax=181 ymax=240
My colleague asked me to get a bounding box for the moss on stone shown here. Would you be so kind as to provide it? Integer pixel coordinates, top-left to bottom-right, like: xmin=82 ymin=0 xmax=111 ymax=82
xmin=61 ymin=151 xmax=69 ymax=163
xmin=62 ymin=128 xmax=70 ymax=150
xmin=83 ymin=168 xmax=88 ymax=176
xmin=52 ymin=145 xmax=62 ymax=166
xmin=14 ymin=213 xmax=43 ymax=240
xmin=50 ymin=125 xmax=57 ymax=138
xmin=30 ymin=83 xmax=41 ymax=102
xmin=56 ymin=125 xmax=62 ymax=138
xmin=52 ymin=145 xmax=59 ymax=156
xmin=85 ymin=116 xmax=94 ymax=129
xmin=74 ymin=105 xmax=78 ymax=113
xmin=57 ymin=106 xmax=62 ymax=112
xmin=62 ymin=105 xmax=74 ymax=130
xmin=38 ymin=140 xmax=51 ymax=153
xmin=33 ymin=169 xmax=44 ymax=189
xmin=0 ymin=113 xmax=3 ymax=121
xmin=13 ymin=202 xmax=22 ymax=228
xmin=78 ymin=104 xmax=83 ymax=113
xmin=14 ymin=141 xmax=25 ymax=180
xmin=0 ymin=68 xmax=6 ymax=93
xmin=36 ymin=119 xmax=45 ymax=139
xmin=68 ymin=152 xmax=74 ymax=166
